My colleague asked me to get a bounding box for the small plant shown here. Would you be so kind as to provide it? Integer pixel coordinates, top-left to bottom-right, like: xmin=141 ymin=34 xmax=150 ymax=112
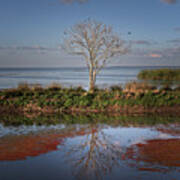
xmin=47 ymin=83 xmax=62 ymax=91
xmin=160 ymin=84 xmax=172 ymax=91
xmin=110 ymin=85 xmax=123 ymax=91
xmin=175 ymin=85 xmax=180 ymax=91
xmin=72 ymin=86 xmax=86 ymax=93
xmin=31 ymin=84 xmax=43 ymax=91
xmin=17 ymin=82 xmax=30 ymax=91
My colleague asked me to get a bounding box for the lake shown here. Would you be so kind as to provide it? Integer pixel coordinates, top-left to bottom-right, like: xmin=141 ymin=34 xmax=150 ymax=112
xmin=0 ymin=66 xmax=179 ymax=89
xmin=0 ymin=115 xmax=180 ymax=180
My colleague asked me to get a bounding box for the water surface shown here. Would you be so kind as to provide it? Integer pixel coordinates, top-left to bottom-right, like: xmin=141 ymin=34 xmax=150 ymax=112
xmin=0 ymin=115 xmax=180 ymax=180
xmin=0 ymin=66 xmax=179 ymax=89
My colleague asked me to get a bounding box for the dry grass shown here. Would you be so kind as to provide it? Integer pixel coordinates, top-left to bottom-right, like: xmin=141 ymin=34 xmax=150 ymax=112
xmin=124 ymin=81 xmax=156 ymax=94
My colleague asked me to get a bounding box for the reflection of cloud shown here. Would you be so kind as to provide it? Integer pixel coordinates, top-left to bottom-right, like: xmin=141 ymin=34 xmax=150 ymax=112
xmin=161 ymin=0 xmax=177 ymax=4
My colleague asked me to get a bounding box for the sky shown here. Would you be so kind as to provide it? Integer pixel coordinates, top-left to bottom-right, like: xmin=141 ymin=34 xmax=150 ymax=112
xmin=0 ymin=0 xmax=180 ymax=67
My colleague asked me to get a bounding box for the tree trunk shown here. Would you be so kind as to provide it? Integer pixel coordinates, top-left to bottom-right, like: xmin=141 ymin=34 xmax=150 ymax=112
xmin=89 ymin=67 xmax=96 ymax=93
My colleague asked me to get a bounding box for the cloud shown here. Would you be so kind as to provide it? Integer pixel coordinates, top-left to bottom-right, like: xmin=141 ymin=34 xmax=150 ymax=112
xmin=148 ymin=53 xmax=162 ymax=58
xmin=163 ymin=47 xmax=180 ymax=57
xmin=131 ymin=40 xmax=155 ymax=46
xmin=174 ymin=27 xmax=180 ymax=32
xmin=61 ymin=0 xmax=88 ymax=4
xmin=167 ymin=38 xmax=180 ymax=44
xmin=131 ymin=46 xmax=180 ymax=59
xmin=0 ymin=45 xmax=60 ymax=53
xmin=161 ymin=0 xmax=177 ymax=4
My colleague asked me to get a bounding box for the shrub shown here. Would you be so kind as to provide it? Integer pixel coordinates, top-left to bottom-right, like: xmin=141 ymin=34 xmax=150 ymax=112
xmin=174 ymin=85 xmax=180 ymax=91
xmin=110 ymin=85 xmax=123 ymax=91
xmin=31 ymin=84 xmax=43 ymax=91
xmin=160 ymin=85 xmax=172 ymax=91
xmin=4 ymin=89 xmax=23 ymax=98
xmin=47 ymin=83 xmax=62 ymax=91
xmin=17 ymin=82 xmax=30 ymax=91
xmin=72 ymin=86 xmax=86 ymax=93
xmin=124 ymin=81 xmax=156 ymax=93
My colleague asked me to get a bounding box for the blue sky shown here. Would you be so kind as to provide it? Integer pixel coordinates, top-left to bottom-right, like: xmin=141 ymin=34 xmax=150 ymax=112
xmin=0 ymin=0 xmax=180 ymax=67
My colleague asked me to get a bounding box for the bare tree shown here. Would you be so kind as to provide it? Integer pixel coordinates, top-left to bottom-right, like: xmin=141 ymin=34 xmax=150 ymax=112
xmin=62 ymin=19 xmax=129 ymax=92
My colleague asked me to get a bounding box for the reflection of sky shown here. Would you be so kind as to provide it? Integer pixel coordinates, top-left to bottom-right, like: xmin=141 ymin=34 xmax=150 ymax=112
xmin=103 ymin=127 xmax=159 ymax=148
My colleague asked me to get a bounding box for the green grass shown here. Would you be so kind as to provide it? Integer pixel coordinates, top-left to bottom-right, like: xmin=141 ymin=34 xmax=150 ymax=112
xmin=0 ymin=82 xmax=180 ymax=111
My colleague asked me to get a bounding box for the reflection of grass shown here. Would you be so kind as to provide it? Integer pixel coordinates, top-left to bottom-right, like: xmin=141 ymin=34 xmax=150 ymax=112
xmin=1 ymin=113 xmax=180 ymax=126
xmin=138 ymin=69 xmax=180 ymax=81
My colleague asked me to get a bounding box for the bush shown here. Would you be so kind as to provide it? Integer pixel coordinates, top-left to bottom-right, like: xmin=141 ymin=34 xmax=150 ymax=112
xmin=31 ymin=84 xmax=43 ymax=91
xmin=124 ymin=81 xmax=156 ymax=93
xmin=47 ymin=83 xmax=62 ymax=91
xmin=110 ymin=85 xmax=123 ymax=91
xmin=138 ymin=69 xmax=180 ymax=81
xmin=72 ymin=86 xmax=86 ymax=93
xmin=175 ymin=85 xmax=180 ymax=91
xmin=160 ymin=85 xmax=172 ymax=91
xmin=17 ymin=82 xmax=30 ymax=91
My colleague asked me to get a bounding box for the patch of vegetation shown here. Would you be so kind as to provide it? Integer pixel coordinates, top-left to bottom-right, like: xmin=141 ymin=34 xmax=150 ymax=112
xmin=138 ymin=68 xmax=180 ymax=81
xmin=0 ymin=82 xmax=180 ymax=117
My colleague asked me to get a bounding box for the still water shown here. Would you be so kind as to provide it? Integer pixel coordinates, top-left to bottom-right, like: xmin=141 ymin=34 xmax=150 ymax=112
xmin=0 ymin=116 xmax=180 ymax=180
xmin=0 ymin=66 xmax=179 ymax=89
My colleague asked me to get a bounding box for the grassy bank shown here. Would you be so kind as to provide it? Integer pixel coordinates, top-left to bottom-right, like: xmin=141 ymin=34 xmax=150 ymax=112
xmin=0 ymin=82 xmax=180 ymax=117
xmin=138 ymin=68 xmax=180 ymax=81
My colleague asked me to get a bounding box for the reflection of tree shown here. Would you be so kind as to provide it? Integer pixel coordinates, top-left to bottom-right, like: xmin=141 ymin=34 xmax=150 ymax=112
xmin=64 ymin=124 xmax=122 ymax=180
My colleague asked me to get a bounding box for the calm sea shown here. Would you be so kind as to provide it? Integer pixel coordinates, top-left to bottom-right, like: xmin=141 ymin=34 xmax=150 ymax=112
xmin=0 ymin=66 xmax=179 ymax=89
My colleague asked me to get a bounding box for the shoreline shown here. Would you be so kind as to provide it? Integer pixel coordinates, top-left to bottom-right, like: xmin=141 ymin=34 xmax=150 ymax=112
xmin=1 ymin=105 xmax=180 ymax=117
